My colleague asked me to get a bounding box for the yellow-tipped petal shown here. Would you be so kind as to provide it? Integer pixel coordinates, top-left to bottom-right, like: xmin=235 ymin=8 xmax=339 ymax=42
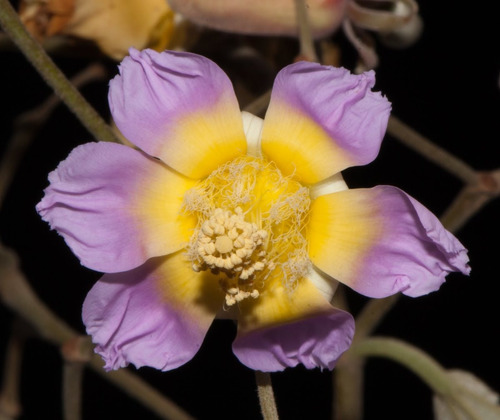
xmin=308 ymin=186 xmax=469 ymax=298
xmin=164 ymin=104 xmax=248 ymax=179
xmin=132 ymin=161 xmax=198 ymax=259
xmin=261 ymin=62 xmax=390 ymax=184
xmin=110 ymin=49 xmax=247 ymax=179
xmin=233 ymin=270 xmax=354 ymax=372
xmin=237 ymin=272 xmax=334 ymax=333
xmin=262 ymin=101 xmax=354 ymax=184
xmin=308 ymin=190 xmax=381 ymax=290
xmin=156 ymin=251 xmax=224 ymax=318
xmin=83 ymin=253 xmax=224 ymax=371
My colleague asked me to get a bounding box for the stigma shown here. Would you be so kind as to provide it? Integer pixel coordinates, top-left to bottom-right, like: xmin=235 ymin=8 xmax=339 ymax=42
xmin=183 ymin=156 xmax=312 ymax=306
xmin=192 ymin=207 xmax=271 ymax=275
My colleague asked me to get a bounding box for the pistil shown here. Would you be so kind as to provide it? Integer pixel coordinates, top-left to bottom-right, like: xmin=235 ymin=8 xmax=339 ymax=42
xmin=183 ymin=156 xmax=311 ymax=306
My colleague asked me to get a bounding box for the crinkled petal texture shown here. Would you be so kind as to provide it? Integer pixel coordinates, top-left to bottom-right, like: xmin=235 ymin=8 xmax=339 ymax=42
xmin=83 ymin=252 xmax=224 ymax=371
xmin=36 ymin=142 xmax=196 ymax=273
xmin=308 ymin=186 xmax=470 ymax=298
xmin=261 ymin=62 xmax=391 ymax=184
xmin=233 ymin=273 xmax=354 ymax=371
xmin=109 ymin=48 xmax=247 ymax=179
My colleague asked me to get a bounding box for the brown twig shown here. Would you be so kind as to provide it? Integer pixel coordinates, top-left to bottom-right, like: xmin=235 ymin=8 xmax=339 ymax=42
xmin=0 ymin=63 xmax=108 ymax=207
xmin=62 ymin=362 xmax=84 ymax=420
xmin=0 ymin=244 xmax=194 ymax=420
xmin=0 ymin=319 xmax=30 ymax=420
xmin=387 ymin=116 xmax=477 ymax=185
xmin=61 ymin=337 xmax=93 ymax=420
xmin=92 ymin=358 xmax=195 ymax=420
xmin=440 ymin=170 xmax=500 ymax=233
xmin=333 ymin=118 xmax=499 ymax=420
xmin=255 ymin=371 xmax=279 ymax=420
xmin=333 ymin=352 xmax=365 ymax=420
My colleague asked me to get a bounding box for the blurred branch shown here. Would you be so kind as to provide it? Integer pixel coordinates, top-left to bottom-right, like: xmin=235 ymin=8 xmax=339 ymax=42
xmin=0 ymin=33 xmax=13 ymax=50
xmin=0 ymin=320 xmax=29 ymax=420
xmin=0 ymin=63 xmax=108 ymax=207
xmin=0 ymin=244 xmax=194 ymax=420
xmin=342 ymin=19 xmax=378 ymax=71
xmin=294 ymin=0 xmax=318 ymax=62
xmin=62 ymin=363 xmax=84 ymax=420
xmin=440 ymin=169 xmax=500 ymax=233
xmin=89 ymin=357 xmax=194 ymax=420
xmin=255 ymin=371 xmax=279 ymax=420
xmin=0 ymin=33 xmax=73 ymax=53
xmin=387 ymin=116 xmax=477 ymax=184
xmin=243 ymin=90 xmax=271 ymax=118
xmin=352 ymin=337 xmax=453 ymax=395
xmin=0 ymin=0 xmax=119 ymax=144
xmin=334 ymin=117 xmax=499 ymax=420
xmin=353 ymin=295 xmax=399 ymax=342
xmin=333 ymin=351 xmax=364 ymax=420
xmin=61 ymin=337 xmax=93 ymax=420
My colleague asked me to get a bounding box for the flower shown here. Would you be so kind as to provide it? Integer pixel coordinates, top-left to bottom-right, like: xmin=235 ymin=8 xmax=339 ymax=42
xmin=36 ymin=48 xmax=470 ymax=372
xmin=166 ymin=0 xmax=422 ymax=70
xmin=19 ymin=0 xmax=176 ymax=60
xmin=167 ymin=0 xmax=347 ymax=38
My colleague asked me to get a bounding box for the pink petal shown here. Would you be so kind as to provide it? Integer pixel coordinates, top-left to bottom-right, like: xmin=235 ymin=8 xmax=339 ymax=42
xmin=36 ymin=142 xmax=195 ymax=273
xmin=232 ymin=272 xmax=354 ymax=371
xmin=83 ymin=253 xmax=223 ymax=371
xmin=109 ymin=48 xmax=247 ymax=179
xmin=261 ymin=62 xmax=391 ymax=184
xmin=233 ymin=308 xmax=354 ymax=372
xmin=308 ymin=186 xmax=470 ymax=298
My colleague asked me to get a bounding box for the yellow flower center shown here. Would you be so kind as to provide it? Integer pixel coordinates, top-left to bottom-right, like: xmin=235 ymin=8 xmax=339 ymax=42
xmin=183 ymin=156 xmax=311 ymax=306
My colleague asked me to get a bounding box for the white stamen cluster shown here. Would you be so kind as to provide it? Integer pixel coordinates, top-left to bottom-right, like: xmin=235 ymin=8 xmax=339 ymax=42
xmin=183 ymin=156 xmax=313 ymax=306
xmin=223 ymin=285 xmax=260 ymax=306
xmin=190 ymin=207 xmax=273 ymax=306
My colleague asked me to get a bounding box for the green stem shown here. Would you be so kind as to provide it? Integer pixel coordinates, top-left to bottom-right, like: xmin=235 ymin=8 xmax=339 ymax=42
xmin=352 ymin=337 xmax=454 ymax=396
xmin=0 ymin=0 xmax=119 ymax=144
xmin=333 ymin=353 xmax=364 ymax=420
xmin=354 ymin=295 xmax=399 ymax=342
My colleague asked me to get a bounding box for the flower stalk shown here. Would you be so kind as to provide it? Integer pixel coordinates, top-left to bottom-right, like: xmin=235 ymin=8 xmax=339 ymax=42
xmin=0 ymin=244 xmax=194 ymax=420
xmin=255 ymin=371 xmax=279 ymax=420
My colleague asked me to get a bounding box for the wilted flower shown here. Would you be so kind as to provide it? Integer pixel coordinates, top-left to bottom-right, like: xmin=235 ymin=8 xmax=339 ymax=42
xmin=37 ymin=49 xmax=469 ymax=372
xmin=168 ymin=0 xmax=348 ymax=38
xmin=168 ymin=0 xmax=422 ymax=69
xmin=19 ymin=0 xmax=175 ymax=60
xmin=434 ymin=370 xmax=500 ymax=420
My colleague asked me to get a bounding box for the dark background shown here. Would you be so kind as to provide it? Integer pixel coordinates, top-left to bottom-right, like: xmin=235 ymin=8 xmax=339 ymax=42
xmin=1 ymin=1 xmax=499 ymax=419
